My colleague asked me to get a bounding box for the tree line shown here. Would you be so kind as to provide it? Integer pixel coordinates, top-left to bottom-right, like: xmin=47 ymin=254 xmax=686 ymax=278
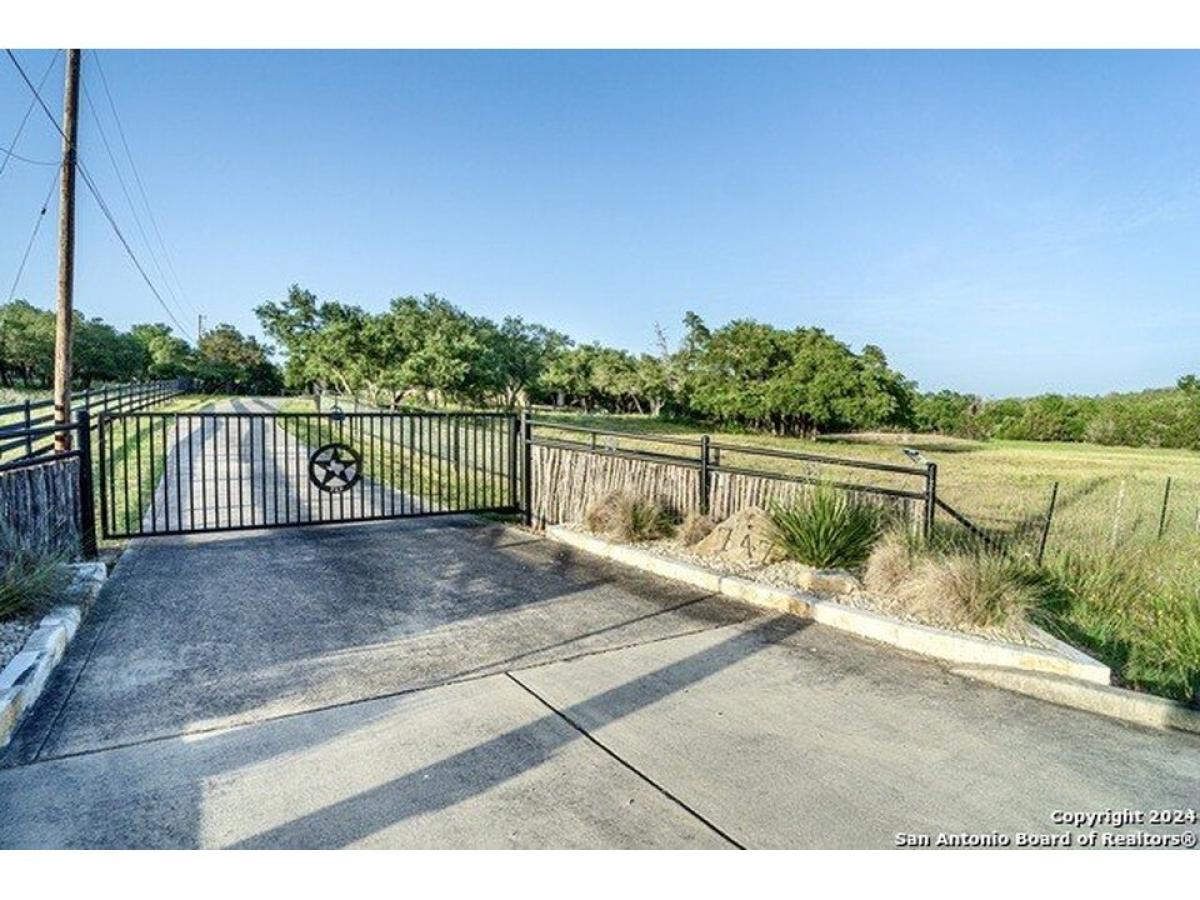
xmin=257 ymin=286 xmax=915 ymax=436
xmin=913 ymin=380 xmax=1200 ymax=450
xmin=0 ymin=299 xmax=281 ymax=394
xmin=258 ymin=285 xmax=1200 ymax=450
xmin=6 ymin=290 xmax=1193 ymax=451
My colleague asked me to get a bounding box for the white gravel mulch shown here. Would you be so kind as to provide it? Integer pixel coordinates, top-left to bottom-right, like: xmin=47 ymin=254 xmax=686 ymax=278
xmin=567 ymin=523 xmax=1045 ymax=650
xmin=0 ymin=615 xmax=39 ymax=674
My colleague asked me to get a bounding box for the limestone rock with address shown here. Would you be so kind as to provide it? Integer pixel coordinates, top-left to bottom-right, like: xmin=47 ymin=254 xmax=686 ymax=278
xmin=693 ymin=506 xmax=786 ymax=565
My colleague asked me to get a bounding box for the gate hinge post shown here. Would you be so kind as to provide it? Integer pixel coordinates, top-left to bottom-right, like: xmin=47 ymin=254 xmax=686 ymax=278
xmin=520 ymin=411 xmax=533 ymax=527
xmin=76 ymin=409 xmax=98 ymax=559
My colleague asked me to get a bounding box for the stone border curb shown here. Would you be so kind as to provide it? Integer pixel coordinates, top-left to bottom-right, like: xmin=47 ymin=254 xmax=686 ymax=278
xmin=951 ymin=666 xmax=1200 ymax=735
xmin=0 ymin=561 xmax=106 ymax=749
xmin=546 ymin=525 xmax=1113 ymax=685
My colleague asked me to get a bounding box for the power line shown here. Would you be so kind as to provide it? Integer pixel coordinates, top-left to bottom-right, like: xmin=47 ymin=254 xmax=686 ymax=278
xmin=4 ymin=48 xmax=190 ymax=338
xmin=6 ymin=162 xmax=62 ymax=302
xmin=0 ymin=147 xmax=57 ymax=166
xmin=91 ymin=51 xmax=197 ymax=318
xmin=0 ymin=50 xmax=60 ymax=182
xmin=81 ymin=75 xmax=189 ymax=325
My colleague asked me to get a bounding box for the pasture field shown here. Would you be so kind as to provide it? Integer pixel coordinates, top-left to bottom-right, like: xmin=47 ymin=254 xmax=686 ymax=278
xmin=529 ymin=413 xmax=1200 ymax=552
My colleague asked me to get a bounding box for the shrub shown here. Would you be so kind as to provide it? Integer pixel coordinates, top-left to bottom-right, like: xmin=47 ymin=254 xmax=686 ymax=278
xmin=768 ymin=485 xmax=886 ymax=570
xmin=583 ymin=490 xmax=676 ymax=543
xmin=902 ymin=551 xmax=1039 ymax=628
xmin=677 ymin=512 xmax=715 ymax=546
xmin=863 ymin=528 xmax=914 ymax=595
xmin=866 ymin=527 xmax=1040 ymax=629
xmin=0 ymin=525 xmax=69 ymax=622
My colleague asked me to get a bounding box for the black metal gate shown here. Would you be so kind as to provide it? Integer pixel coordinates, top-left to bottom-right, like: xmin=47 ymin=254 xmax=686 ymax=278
xmin=98 ymin=409 xmax=520 ymax=539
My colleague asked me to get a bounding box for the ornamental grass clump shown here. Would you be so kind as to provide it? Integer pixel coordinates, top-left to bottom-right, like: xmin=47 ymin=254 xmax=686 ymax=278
xmin=677 ymin=511 xmax=716 ymax=546
xmin=583 ymin=490 xmax=676 ymax=543
xmin=768 ymin=485 xmax=886 ymax=570
xmin=0 ymin=525 xmax=68 ymax=622
xmin=864 ymin=527 xmax=1040 ymax=629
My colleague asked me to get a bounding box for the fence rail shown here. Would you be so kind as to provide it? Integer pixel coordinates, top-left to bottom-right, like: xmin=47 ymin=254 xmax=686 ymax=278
xmin=523 ymin=415 xmax=937 ymax=533
xmin=0 ymin=379 xmax=183 ymax=463
xmin=0 ymin=412 xmax=96 ymax=558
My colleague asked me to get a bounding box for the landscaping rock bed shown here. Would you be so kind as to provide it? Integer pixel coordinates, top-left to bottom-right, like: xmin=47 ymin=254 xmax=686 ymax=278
xmin=0 ymin=561 xmax=107 ymax=749
xmin=549 ymin=523 xmax=1114 ymax=691
xmin=0 ymin=616 xmax=39 ymax=675
xmin=563 ymin=523 xmax=1045 ymax=649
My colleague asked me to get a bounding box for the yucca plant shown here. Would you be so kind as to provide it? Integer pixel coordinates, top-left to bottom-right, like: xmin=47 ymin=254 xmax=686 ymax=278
xmin=0 ymin=524 xmax=68 ymax=621
xmin=768 ymin=485 xmax=886 ymax=570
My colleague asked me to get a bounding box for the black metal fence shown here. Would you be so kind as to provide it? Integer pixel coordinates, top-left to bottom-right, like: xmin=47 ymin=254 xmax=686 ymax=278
xmin=0 ymin=379 xmax=182 ymax=464
xmin=0 ymin=411 xmax=97 ymax=558
xmin=523 ymin=415 xmax=937 ymax=533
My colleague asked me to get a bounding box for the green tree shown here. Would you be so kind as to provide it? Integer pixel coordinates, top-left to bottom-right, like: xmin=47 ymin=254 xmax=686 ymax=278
xmin=130 ymin=323 xmax=193 ymax=378
xmin=73 ymin=318 xmax=147 ymax=386
xmin=196 ymin=323 xmax=281 ymax=394
xmin=480 ymin=316 xmax=570 ymax=410
xmin=914 ymin=390 xmax=981 ymax=435
xmin=0 ymin=300 xmax=54 ymax=386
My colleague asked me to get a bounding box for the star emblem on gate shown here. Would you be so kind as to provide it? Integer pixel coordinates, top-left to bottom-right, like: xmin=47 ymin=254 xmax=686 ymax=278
xmin=308 ymin=442 xmax=363 ymax=493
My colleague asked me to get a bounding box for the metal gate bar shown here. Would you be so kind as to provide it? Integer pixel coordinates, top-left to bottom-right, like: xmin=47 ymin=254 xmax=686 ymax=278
xmin=99 ymin=410 xmax=519 ymax=539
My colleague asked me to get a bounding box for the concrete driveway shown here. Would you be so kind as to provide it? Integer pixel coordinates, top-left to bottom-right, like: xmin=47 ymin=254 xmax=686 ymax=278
xmin=2 ymin=510 xmax=1196 ymax=848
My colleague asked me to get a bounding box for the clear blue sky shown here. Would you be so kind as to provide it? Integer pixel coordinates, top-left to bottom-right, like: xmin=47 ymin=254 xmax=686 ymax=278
xmin=2 ymin=50 xmax=1197 ymax=396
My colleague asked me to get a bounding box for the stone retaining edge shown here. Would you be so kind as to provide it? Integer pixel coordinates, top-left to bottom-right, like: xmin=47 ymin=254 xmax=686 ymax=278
xmin=550 ymin=527 xmax=1200 ymax=733
xmin=542 ymin=527 xmax=1184 ymax=717
xmin=951 ymin=665 xmax=1200 ymax=735
xmin=0 ymin=561 xmax=106 ymax=749
xmin=546 ymin=525 xmax=1110 ymax=684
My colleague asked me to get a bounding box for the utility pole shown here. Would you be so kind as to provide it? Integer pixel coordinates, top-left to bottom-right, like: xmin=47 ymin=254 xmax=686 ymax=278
xmin=53 ymin=49 xmax=81 ymax=453
xmin=197 ymin=313 xmax=205 ymax=346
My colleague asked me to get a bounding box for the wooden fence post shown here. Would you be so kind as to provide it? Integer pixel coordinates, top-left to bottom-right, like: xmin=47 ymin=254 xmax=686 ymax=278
xmin=699 ymin=435 xmax=711 ymax=515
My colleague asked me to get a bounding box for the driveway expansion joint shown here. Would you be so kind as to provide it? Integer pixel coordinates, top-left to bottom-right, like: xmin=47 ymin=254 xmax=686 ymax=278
xmin=504 ymin=670 xmax=747 ymax=850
